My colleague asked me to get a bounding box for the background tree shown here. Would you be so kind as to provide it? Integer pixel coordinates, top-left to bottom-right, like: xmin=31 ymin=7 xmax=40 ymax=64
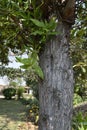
xmin=71 ymin=0 xmax=87 ymax=100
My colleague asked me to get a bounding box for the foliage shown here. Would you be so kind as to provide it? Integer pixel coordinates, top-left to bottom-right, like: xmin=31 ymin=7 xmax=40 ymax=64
xmin=8 ymin=78 xmax=25 ymax=100
xmin=26 ymin=79 xmax=39 ymax=100
xmin=73 ymin=94 xmax=83 ymax=106
xmin=0 ymin=0 xmax=86 ymax=94
xmin=16 ymin=51 xmax=44 ymax=79
xmin=26 ymin=98 xmax=39 ymax=124
xmin=72 ymin=112 xmax=87 ymax=130
xmin=16 ymin=87 xmax=24 ymax=99
xmin=0 ymin=67 xmax=23 ymax=79
xmin=21 ymin=78 xmax=39 ymax=124
xmin=31 ymin=83 xmax=39 ymax=100
xmin=2 ymin=87 xmax=16 ymax=99
xmin=71 ymin=3 xmax=87 ymax=127
xmin=0 ymin=66 xmax=39 ymax=83
xmin=0 ymin=0 xmax=57 ymax=78
xmin=78 ymin=124 xmax=87 ymax=130
xmin=0 ymin=0 xmax=86 ymax=89
xmin=20 ymin=97 xmax=39 ymax=124
xmin=71 ymin=1 xmax=87 ymax=100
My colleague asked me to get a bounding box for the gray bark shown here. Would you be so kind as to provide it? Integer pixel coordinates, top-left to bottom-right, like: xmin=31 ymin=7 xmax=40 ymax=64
xmin=39 ymin=22 xmax=74 ymax=130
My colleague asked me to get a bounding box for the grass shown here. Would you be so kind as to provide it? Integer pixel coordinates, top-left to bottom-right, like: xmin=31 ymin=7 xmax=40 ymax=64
xmin=0 ymin=98 xmax=38 ymax=130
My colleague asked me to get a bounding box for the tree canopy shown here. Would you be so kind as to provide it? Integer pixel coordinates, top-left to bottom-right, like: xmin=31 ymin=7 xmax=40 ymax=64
xmin=0 ymin=0 xmax=87 ymax=96
xmin=0 ymin=0 xmax=57 ymax=64
xmin=70 ymin=0 xmax=87 ymax=98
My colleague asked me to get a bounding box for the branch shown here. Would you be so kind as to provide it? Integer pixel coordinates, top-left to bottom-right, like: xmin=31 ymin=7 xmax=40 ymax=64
xmin=73 ymin=101 xmax=87 ymax=115
xmin=61 ymin=0 xmax=75 ymax=24
xmin=40 ymin=0 xmax=53 ymax=19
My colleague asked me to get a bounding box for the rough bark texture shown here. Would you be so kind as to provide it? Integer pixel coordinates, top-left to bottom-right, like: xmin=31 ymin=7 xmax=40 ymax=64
xmin=39 ymin=22 xmax=74 ymax=130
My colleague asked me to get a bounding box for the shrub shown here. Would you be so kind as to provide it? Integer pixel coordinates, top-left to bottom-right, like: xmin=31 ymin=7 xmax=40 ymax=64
xmin=17 ymin=87 xmax=24 ymax=99
xmin=20 ymin=97 xmax=39 ymax=124
xmin=27 ymin=98 xmax=39 ymax=124
xmin=31 ymin=83 xmax=39 ymax=100
xmin=2 ymin=88 xmax=16 ymax=99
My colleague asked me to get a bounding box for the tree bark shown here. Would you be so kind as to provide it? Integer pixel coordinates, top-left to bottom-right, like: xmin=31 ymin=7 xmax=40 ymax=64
xmin=39 ymin=22 xmax=74 ymax=130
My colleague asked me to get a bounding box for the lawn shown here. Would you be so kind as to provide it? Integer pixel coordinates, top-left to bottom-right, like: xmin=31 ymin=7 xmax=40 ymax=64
xmin=0 ymin=98 xmax=38 ymax=130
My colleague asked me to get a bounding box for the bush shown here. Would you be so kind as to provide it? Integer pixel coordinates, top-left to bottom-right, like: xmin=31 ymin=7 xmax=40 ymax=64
xmin=27 ymin=98 xmax=39 ymax=124
xmin=2 ymin=88 xmax=16 ymax=99
xmin=17 ymin=87 xmax=24 ymax=99
xmin=31 ymin=83 xmax=39 ymax=100
xmin=20 ymin=97 xmax=39 ymax=124
xmin=20 ymin=98 xmax=32 ymax=105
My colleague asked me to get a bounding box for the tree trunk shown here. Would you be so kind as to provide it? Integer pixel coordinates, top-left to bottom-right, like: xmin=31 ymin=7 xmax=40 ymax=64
xmin=39 ymin=22 xmax=74 ymax=130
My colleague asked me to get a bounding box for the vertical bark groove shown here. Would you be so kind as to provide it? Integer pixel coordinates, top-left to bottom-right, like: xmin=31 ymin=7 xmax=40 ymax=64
xmin=39 ymin=22 xmax=74 ymax=130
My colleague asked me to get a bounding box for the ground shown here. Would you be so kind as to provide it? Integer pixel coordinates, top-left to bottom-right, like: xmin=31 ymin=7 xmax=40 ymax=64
xmin=0 ymin=97 xmax=38 ymax=130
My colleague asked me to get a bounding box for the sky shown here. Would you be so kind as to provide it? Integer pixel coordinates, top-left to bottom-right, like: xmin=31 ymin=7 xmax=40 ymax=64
xmin=0 ymin=76 xmax=9 ymax=85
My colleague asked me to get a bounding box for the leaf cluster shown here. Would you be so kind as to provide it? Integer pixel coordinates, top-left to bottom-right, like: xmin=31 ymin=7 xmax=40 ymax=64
xmin=16 ymin=51 xmax=44 ymax=79
xmin=0 ymin=0 xmax=57 ymax=65
xmin=0 ymin=0 xmax=57 ymax=78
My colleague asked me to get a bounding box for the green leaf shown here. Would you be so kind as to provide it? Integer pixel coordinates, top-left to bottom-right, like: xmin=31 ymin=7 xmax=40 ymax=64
xmin=31 ymin=30 xmax=44 ymax=35
xmin=31 ymin=51 xmax=38 ymax=60
xmin=81 ymin=67 xmax=86 ymax=73
xmin=16 ymin=57 xmax=28 ymax=64
xmin=16 ymin=56 xmax=44 ymax=79
xmin=33 ymin=65 xmax=44 ymax=79
xmin=20 ymin=64 xmax=30 ymax=69
xmin=46 ymin=19 xmax=56 ymax=30
xmin=16 ymin=57 xmax=22 ymax=63
xmin=16 ymin=57 xmax=36 ymax=67
xmin=30 ymin=18 xmax=45 ymax=28
xmin=48 ymin=31 xmax=60 ymax=35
